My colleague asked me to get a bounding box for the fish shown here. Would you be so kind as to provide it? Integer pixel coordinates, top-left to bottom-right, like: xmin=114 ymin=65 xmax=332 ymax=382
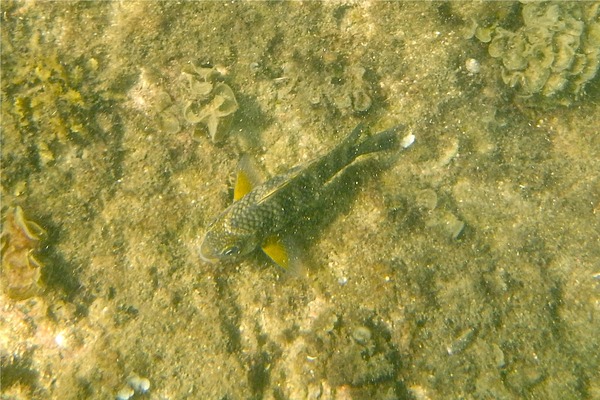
xmin=199 ymin=123 xmax=404 ymax=270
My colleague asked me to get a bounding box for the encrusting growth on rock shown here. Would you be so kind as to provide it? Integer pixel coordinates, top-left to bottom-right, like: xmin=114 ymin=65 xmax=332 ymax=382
xmin=1 ymin=206 xmax=46 ymax=300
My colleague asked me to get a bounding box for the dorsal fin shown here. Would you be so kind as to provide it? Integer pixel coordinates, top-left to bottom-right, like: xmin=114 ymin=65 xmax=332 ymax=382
xmin=255 ymin=165 xmax=306 ymax=206
xmin=233 ymin=169 xmax=253 ymax=201
xmin=233 ymin=155 xmax=263 ymax=201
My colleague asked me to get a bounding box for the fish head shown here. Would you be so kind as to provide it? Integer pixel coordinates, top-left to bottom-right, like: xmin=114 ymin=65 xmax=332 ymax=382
xmin=199 ymin=217 xmax=259 ymax=264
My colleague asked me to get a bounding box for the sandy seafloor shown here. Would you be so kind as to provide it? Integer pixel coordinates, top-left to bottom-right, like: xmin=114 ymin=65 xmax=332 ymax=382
xmin=1 ymin=1 xmax=599 ymax=399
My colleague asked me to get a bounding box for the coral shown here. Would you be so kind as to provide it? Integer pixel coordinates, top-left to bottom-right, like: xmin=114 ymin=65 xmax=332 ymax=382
xmin=485 ymin=2 xmax=600 ymax=99
xmin=1 ymin=206 xmax=45 ymax=300
xmin=181 ymin=64 xmax=239 ymax=143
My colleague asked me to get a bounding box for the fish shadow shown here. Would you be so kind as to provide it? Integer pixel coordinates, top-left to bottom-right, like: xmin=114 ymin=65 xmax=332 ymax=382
xmin=283 ymin=154 xmax=397 ymax=272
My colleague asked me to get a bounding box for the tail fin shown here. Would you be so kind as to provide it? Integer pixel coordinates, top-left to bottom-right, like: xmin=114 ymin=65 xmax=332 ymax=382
xmin=353 ymin=124 xmax=403 ymax=157
xmin=316 ymin=124 xmax=404 ymax=182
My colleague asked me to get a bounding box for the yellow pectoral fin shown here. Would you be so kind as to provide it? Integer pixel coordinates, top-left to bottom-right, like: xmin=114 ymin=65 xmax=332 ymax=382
xmin=261 ymin=235 xmax=289 ymax=270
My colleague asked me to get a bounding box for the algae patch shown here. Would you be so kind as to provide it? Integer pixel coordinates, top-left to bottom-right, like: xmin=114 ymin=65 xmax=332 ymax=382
xmin=182 ymin=65 xmax=239 ymax=143
xmin=466 ymin=2 xmax=600 ymax=102
xmin=1 ymin=206 xmax=46 ymax=300
xmin=128 ymin=63 xmax=239 ymax=143
xmin=2 ymin=29 xmax=115 ymax=147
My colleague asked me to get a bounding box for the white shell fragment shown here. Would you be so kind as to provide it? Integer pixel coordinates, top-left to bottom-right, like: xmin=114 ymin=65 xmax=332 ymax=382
xmin=465 ymin=58 xmax=481 ymax=74
xmin=447 ymin=327 xmax=476 ymax=355
xmin=400 ymin=133 xmax=416 ymax=149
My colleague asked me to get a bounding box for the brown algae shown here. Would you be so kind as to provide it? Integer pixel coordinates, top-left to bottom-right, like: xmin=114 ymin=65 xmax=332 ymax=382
xmin=181 ymin=64 xmax=239 ymax=143
xmin=1 ymin=206 xmax=46 ymax=300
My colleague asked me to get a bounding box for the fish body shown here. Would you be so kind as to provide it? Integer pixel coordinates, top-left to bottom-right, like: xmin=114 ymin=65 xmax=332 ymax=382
xmin=199 ymin=123 xmax=402 ymax=269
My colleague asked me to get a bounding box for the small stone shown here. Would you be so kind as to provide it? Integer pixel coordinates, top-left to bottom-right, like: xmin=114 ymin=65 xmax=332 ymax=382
xmin=154 ymin=91 xmax=174 ymax=113
xmin=351 ymin=89 xmax=372 ymax=113
xmin=116 ymin=386 xmax=134 ymax=400
xmin=444 ymin=213 xmax=465 ymax=240
xmin=492 ymin=343 xmax=506 ymax=368
xmin=415 ymin=189 xmax=438 ymax=211
xmin=475 ymin=26 xmax=493 ymax=43
xmin=352 ymin=326 xmax=372 ymax=345
xmin=160 ymin=108 xmax=181 ymax=134
xmin=446 ymin=327 xmax=475 ymax=355
xmin=313 ymin=310 xmax=338 ymax=335
xmin=87 ymin=57 xmax=99 ymax=71
xmin=128 ymin=373 xmax=151 ymax=393
xmin=309 ymin=91 xmax=322 ymax=106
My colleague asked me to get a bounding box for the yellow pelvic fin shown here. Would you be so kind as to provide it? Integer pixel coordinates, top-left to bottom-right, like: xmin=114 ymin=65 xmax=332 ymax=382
xmin=261 ymin=235 xmax=289 ymax=270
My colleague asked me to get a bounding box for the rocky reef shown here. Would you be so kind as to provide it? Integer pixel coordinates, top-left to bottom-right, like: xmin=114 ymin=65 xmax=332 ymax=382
xmin=1 ymin=2 xmax=599 ymax=399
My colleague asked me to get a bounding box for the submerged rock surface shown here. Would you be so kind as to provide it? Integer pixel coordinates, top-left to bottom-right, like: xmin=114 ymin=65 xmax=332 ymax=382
xmin=1 ymin=2 xmax=598 ymax=399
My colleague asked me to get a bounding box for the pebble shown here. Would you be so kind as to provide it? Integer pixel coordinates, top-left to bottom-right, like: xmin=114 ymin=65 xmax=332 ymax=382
xmin=465 ymin=58 xmax=481 ymax=74
xmin=128 ymin=373 xmax=151 ymax=393
xmin=351 ymin=89 xmax=372 ymax=113
xmin=116 ymin=386 xmax=134 ymax=400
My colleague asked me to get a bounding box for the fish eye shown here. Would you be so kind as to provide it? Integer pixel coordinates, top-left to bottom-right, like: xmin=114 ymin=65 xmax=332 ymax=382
xmin=222 ymin=246 xmax=240 ymax=257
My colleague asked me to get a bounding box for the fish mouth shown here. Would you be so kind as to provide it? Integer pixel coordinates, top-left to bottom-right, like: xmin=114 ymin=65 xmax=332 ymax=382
xmin=199 ymin=251 xmax=219 ymax=264
xmin=199 ymin=235 xmax=219 ymax=264
xmin=199 ymin=245 xmax=219 ymax=264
